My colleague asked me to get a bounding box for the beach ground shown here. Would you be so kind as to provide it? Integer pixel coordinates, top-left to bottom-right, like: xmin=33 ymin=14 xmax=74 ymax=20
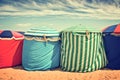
xmin=0 ymin=66 xmax=120 ymax=80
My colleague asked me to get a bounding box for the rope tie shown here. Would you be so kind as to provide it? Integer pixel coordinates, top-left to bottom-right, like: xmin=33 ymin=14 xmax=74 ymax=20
xmin=86 ymin=30 xmax=89 ymax=39
xmin=43 ymin=34 xmax=47 ymax=42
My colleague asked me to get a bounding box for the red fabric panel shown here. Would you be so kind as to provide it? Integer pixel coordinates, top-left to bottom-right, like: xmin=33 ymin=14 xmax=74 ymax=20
xmin=114 ymin=24 xmax=120 ymax=34
xmin=0 ymin=39 xmax=23 ymax=68
xmin=0 ymin=30 xmax=3 ymax=34
xmin=12 ymin=31 xmax=24 ymax=38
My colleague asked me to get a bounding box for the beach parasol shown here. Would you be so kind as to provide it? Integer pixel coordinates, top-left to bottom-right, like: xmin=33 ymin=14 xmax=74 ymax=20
xmin=102 ymin=24 xmax=120 ymax=69
xmin=0 ymin=30 xmax=24 ymax=68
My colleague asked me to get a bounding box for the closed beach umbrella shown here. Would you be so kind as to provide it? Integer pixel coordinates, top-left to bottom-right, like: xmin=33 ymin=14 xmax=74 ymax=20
xmin=103 ymin=24 xmax=120 ymax=69
xmin=0 ymin=30 xmax=24 ymax=68
xmin=61 ymin=26 xmax=107 ymax=72
xmin=22 ymin=27 xmax=61 ymax=71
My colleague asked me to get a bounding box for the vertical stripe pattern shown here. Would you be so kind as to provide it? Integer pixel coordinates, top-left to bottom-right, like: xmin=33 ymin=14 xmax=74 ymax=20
xmin=60 ymin=32 xmax=107 ymax=72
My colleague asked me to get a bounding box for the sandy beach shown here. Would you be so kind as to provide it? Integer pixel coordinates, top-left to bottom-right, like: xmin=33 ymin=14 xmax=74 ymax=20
xmin=0 ymin=66 xmax=120 ymax=80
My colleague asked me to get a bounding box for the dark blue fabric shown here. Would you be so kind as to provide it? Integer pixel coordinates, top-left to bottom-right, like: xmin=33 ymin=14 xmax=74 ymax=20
xmin=103 ymin=25 xmax=117 ymax=32
xmin=103 ymin=34 xmax=120 ymax=69
xmin=0 ymin=30 xmax=13 ymax=38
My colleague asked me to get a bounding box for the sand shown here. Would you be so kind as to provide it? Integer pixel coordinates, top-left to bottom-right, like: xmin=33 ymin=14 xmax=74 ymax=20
xmin=0 ymin=66 xmax=120 ymax=80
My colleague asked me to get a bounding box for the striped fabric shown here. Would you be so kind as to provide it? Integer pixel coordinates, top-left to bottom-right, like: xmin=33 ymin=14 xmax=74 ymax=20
xmin=60 ymin=32 xmax=107 ymax=72
xmin=24 ymin=27 xmax=60 ymax=37
xmin=22 ymin=27 xmax=61 ymax=71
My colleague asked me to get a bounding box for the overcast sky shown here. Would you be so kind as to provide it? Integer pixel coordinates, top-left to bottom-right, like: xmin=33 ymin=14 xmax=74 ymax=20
xmin=0 ymin=0 xmax=120 ymax=31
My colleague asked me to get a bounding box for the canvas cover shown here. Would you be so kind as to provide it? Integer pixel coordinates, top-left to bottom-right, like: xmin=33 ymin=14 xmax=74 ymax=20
xmin=61 ymin=26 xmax=107 ymax=72
xmin=22 ymin=27 xmax=61 ymax=70
xmin=103 ymin=24 xmax=120 ymax=69
xmin=0 ymin=30 xmax=24 ymax=68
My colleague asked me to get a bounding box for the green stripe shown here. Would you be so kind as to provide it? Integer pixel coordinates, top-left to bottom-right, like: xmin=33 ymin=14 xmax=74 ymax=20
xmin=96 ymin=33 xmax=101 ymax=70
xmin=100 ymin=33 xmax=103 ymax=68
xmin=99 ymin=33 xmax=107 ymax=68
xmin=64 ymin=32 xmax=67 ymax=70
xmin=68 ymin=32 xmax=72 ymax=71
xmin=76 ymin=35 xmax=81 ymax=71
xmin=96 ymin=34 xmax=100 ymax=70
xmin=71 ymin=34 xmax=77 ymax=71
xmin=79 ymin=36 xmax=83 ymax=72
xmin=62 ymin=32 xmax=66 ymax=69
xmin=60 ymin=32 xmax=63 ymax=68
xmin=67 ymin=33 xmax=70 ymax=71
xmin=71 ymin=33 xmax=75 ymax=71
xmin=63 ymin=32 xmax=67 ymax=70
xmin=94 ymin=33 xmax=99 ymax=71
xmin=81 ymin=35 xmax=86 ymax=72
xmin=68 ymin=33 xmax=73 ymax=71
xmin=69 ymin=32 xmax=73 ymax=71
xmin=72 ymin=34 xmax=78 ymax=71
xmin=91 ymin=33 xmax=96 ymax=71
xmin=68 ymin=33 xmax=72 ymax=70
xmin=75 ymin=35 xmax=79 ymax=71
xmin=64 ymin=32 xmax=70 ymax=71
xmin=82 ymin=35 xmax=88 ymax=72
xmin=98 ymin=34 xmax=101 ymax=69
xmin=87 ymin=33 xmax=93 ymax=71
xmin=85 ymin=33 xmax=91 ymax=72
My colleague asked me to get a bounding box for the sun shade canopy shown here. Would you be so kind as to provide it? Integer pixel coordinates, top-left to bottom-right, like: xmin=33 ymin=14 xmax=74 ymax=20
xmin=0 ymin=30 xmax=24 ymax=40
xmin=64 ymin=25 xmax=101 ymax=32
xmin=24 ymin=27 xmax=60 ymax=37
xmin=103 ymin=24 xmax=120 ymax=33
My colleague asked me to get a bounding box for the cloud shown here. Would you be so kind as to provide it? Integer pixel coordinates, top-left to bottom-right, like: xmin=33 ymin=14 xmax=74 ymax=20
xmin=16 ymin=23 xmax=32 ymax=27
xmin=15 ymin=23 xmax=33 ymax=31
xmin=0 ymin=0 xmax=120 ymax=19
xmin=0 ymin=24 xmax=2 ymax=27
xmin=0 ymin=5 xmax=19 ymax=12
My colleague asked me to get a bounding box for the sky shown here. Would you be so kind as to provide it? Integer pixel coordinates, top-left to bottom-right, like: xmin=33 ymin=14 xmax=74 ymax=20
xmin=0 ymin=0 xmax=120 ymax=31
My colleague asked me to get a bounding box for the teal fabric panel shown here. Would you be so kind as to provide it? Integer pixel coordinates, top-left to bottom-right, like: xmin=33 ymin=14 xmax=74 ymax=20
xmin=22 ymin=39 xmax=60 ymax=71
